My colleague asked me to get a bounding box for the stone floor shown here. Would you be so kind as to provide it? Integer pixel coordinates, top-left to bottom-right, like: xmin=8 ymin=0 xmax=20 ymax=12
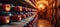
xmin=37 ymin=19 xmax=53 ymax=27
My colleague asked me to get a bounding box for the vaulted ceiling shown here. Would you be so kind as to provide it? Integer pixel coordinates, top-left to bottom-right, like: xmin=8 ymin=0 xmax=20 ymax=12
xmin=0 ymin=0 xmax=59 ymax=9
xmin=0 ymin=0 xmax=36 ymax=9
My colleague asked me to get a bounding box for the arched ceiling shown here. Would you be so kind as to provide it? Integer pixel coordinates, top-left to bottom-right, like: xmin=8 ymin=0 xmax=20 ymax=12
xmin=0 ymin=0 xmax=60 ymax=8
xmin=0 ymin=0 xmax=36 ymax=9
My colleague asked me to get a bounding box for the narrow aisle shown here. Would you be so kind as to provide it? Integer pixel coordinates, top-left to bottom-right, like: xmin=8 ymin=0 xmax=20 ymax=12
xmin=37 ymin=19 xmax=53 ymax=27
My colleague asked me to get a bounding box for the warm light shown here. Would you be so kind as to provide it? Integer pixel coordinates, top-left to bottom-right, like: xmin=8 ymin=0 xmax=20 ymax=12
xmin=38 ymin=4 xmax=45 ymax=10
xmin=6 ymin=19 xmax=10 ymax=23
xmin=39 ymin=25 xmax=43 ymax=27
xmin=40 ymin=0 xmax=47 ymax=1
xmin=36 ymin=1 xmax=48 ymax=6
xmin=5 ymin=4 xmax=11 ymax=12
xmin=19 ymin=7 xmax=22 ymax=11
xmin=53 ymin=2 xmax=55 ymax=7
xmin=5 ymin=16 xmax=10 ymax=23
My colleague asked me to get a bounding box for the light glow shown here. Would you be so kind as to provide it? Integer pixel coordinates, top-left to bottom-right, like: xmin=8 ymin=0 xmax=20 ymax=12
xmin=38 ymin=4 xmax=45 ymax=10
xmin=5 ymin=16 xmax=10 ymax=23
xmin=39 ymin=25 xmax=43 ymax=27
xmin=19 ymin=7 xmax=22 ymax=11
xmin=5 ymin=4 xmax=11 ymax=12
xmin=6 ymin=19 xmax=10 ymax=23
